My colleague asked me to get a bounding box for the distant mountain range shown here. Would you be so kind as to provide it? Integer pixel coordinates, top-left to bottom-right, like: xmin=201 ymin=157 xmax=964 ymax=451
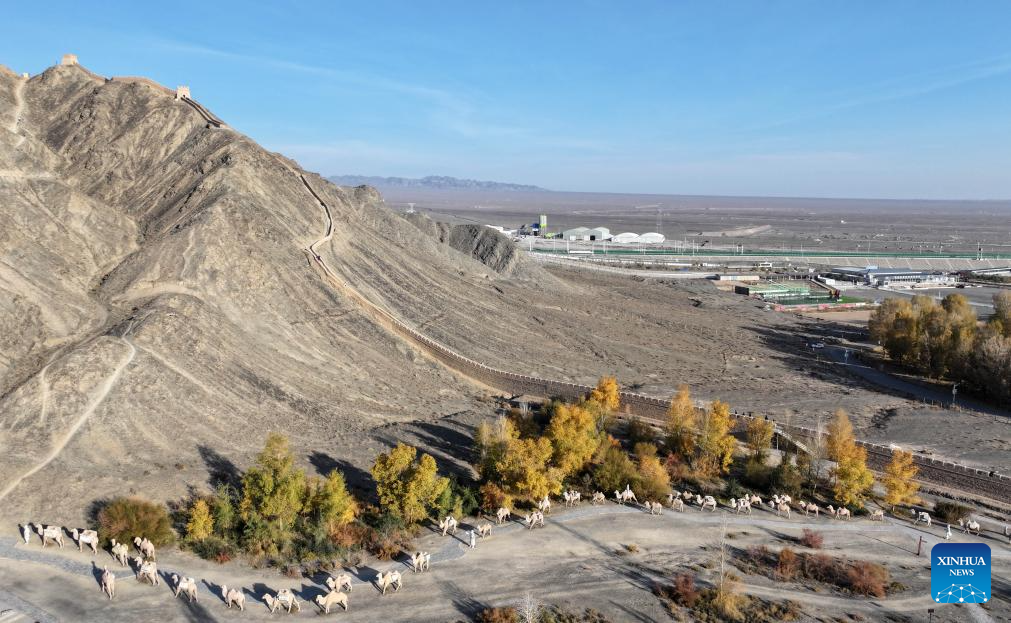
xmin=327 ymin=174 xmax=548 ymax=192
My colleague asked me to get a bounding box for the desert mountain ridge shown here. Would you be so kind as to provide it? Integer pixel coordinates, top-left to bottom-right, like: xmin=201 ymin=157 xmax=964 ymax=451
xmin=328 ymin=173 xmax=547 ymax=192
xmin=0 ymin=58 xmax=880 ymax=525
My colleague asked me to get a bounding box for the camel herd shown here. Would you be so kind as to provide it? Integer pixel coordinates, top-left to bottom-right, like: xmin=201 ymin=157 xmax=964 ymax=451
xmin=18 ymin=487 xmax=992 ymax=616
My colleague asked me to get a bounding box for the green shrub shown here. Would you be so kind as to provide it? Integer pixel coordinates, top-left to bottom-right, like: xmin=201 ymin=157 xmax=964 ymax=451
xmin=97 ymin=497 xmax=175 ymax=547
xmin=933 ymin=501 xmax=970 ymax=524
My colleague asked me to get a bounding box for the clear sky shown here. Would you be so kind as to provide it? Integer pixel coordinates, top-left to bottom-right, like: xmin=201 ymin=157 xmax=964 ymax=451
xmin=4 ymin=1 xmax=1011 ymax=199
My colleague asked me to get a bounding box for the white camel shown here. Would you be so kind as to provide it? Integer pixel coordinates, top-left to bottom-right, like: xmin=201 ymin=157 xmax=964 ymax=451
xmin=749 ymin=494 xmax=763 ymax=507
xmin=477 ymin=523 xmax=492 ymax=538
xmin=615 ymin=487 xmax=637 ymax=505
xmin=21 ymin=523 xmax=31 ymax=545
xmin=647 ymin=501 xmax=663 ymax=515
xmin=801 ymin=502 xmax=819 ymax=517
xmin=537 ymin=495 xmax=552 ymax=514
xmin=315 ymin=590 xmax=349 ymax=613
xmin=666 ymin=494 xmax=685 ymax=512
xmin=409 ymin=552 xmax=429 ymax=573
xmin=100 ymin=566 xmax=115 ymax=600
xmin=328 ymin=572 xmax=355 ymax=591
xmin=562 ymin=490 xmax=581 ymax=507
xmin=71 ymin=528 xmax=99 ymax=553
xmin=945 ymin=524 xmax=952 ymax=540
xmin=681 ymin=490 xmax=694 ymax=501
xmin=496 ymin=507 xmax=511 ymax=524
xmin=375 ymin=570 xmax=402 ymax=595
xmin=133 ymin=536 xmax=156 ymax=560
xmin=34 ymin=524 xmax=64 ymax=548
xmin=960 ymin=518 xmax=981 ymax=536
xmin=172 ymin=574 xmax=198 ymax=602
xmin=776 ymin=502 xmax=791 ymax=518
xmin=870 ymin=509 xmax=885 ymax=521
xmin=110 ymin=539 xmax=130 ymax=566
xmin=697 ymin=495 xmax=717 ymax=512
xmin=736 ymin=499 xmax=752 ymax=515
xmin=835 ymin=507 xmax=852 ymax=520
xmin=135 ymin=559 xmax=159 ymax=586
xmin=591 ymin=492 xmax=606 ymax=505
xmin=222 ymin=585 xmax=245 ymax=610
xmin=439 ymin=516 xmax=458 ymax=536
xmin=268 ymin=588 xmax=300 ymax=613
xmin=914 ymin=511 xmax=931 ymax=526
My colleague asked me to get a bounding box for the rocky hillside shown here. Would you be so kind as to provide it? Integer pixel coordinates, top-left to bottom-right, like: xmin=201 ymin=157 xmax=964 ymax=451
xmin=0 ymin=60 xmax=887 ymax=523
xmin=402 ymin=212 xmax=538 ymax=278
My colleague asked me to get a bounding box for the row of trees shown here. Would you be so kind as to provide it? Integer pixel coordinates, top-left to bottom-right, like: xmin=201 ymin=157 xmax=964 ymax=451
xmin=869 ymin=291 xmax=1011 ymax=402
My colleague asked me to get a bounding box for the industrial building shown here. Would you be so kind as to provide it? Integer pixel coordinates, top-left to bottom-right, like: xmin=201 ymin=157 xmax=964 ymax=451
xmin=825 ymin=267 xmax=957 ymax=287
xmin=561 ymin=226 xmax=611 ymax=241
xmin=608 ymin=231 xmax=666 ymax=244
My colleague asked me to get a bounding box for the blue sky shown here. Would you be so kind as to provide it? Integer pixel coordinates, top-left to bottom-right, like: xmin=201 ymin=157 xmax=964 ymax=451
xmin=4 ymin=1 xmax=1011 ymax=198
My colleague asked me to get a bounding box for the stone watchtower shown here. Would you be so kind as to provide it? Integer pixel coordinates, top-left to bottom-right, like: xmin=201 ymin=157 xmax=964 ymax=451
xmin=175 ymin=86 xmax=191 ymax=100
xmin=60 ymin=54 xmax=78 ymax=66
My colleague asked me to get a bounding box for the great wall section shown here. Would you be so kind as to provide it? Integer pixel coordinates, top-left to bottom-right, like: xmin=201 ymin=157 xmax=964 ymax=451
xmin=293 ymin=177 xmax=1011 ymax=506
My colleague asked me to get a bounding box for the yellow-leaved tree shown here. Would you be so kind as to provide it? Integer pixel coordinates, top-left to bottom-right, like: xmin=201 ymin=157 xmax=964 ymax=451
xmin=825 ymin=410 xmax=874 ymax=507
xmin=372 ymin=443 xmax=449 ymax=525
xmin=882 ymin=448 xmax=919 ymax=511
xmin=826 ymin=409 xmax=855 ymax=463
xmin=664 ymin=385 xmax=696 ymax=459
xmin=588 ymin=376 xmax=621 ymax=413
xmin=185 ymin=499 xmax=213 ymax=541
xmin=546 ymin=403 xmax=601 ymax=477
xmin=696 ymin=400 xmax=736 ymax=476
xmin=305 ymin=469 xmax=358 ymax=530
xmin=633 ymin=442 xmax=671 ymax=500
xmin=745 ymin=417 xmax=775 ymax=465
xmin=240 ymin=433 xmax=306 ymax=533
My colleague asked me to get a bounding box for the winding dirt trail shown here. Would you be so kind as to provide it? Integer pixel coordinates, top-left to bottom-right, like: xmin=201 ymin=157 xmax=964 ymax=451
xmin=0 ymin=332 xmax=136 ymax=503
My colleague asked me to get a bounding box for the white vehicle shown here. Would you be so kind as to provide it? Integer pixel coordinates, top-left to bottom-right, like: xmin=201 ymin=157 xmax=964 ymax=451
xmin=810 ymin=342 xmax=825 ymax=349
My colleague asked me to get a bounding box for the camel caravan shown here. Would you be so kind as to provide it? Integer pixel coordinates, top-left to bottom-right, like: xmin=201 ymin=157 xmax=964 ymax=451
xmin=18 ymin=485 xmax=992 ymax=614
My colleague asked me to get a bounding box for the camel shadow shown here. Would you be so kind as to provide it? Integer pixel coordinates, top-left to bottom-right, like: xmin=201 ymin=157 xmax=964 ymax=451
xmin=202 ymin=579 xmax=228 ymax=604
xmin=249 ymin=582 xmax=275 ymax=610
xmin=292 ymin=581 xmax=326 ymax=602
xmin=349 ymin=564 xmax=378 ymax=584
xmin=90 ymin=561 xmax=105 ymax=591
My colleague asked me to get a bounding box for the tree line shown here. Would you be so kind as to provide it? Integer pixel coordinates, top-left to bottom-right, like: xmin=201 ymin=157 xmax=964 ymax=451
xmin=869 ymin=291 xmax=1011 ymax=402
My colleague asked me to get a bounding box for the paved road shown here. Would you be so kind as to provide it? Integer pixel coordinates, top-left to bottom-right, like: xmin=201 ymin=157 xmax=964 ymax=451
xmin=824 ymin=346 xmax=1010 ymax=421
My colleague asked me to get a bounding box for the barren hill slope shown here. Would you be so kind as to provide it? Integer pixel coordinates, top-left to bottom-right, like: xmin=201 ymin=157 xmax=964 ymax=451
xmin=0 ymin=61 xmax=939 ymax=525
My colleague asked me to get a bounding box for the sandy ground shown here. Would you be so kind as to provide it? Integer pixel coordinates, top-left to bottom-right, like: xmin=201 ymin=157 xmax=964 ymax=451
xmin=1 ymin=501 xmax=1008 ymax=623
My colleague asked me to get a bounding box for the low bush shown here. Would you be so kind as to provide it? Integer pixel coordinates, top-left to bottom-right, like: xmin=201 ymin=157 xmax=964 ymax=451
xmin=777 ymin=547 xmax=799 ymax=580
xmin=799 ymin=529 xmax=824 ymax=549
xmin=97 ymin=497 xmax=175 ymax=547
xmin=673 ymin=573 xmax=700 ymax=608
xmin=847 ymin=561 xmax=889 ymax=598
xmin=476 ymin=607 xmax=518 ymax=623
xmin=934 ymin=501 xmax=971 ymax=524
xmin=187 ymin=535 xmax=236 ymax=564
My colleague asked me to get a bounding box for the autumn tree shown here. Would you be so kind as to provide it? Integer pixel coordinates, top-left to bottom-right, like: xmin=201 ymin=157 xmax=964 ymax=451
xmin=304 ymin=469 xmax=358 ymax=530
xmin=546 ymin=403 xmax=600 ymax=477
xmin=826 ymin=409 xmax=855 ymax=463
xmin=594 ymin=445 xmax=638 ymax=493
xmin=664 ymin=385 xmax=697 ymax=459
xmin=832 ymin=444 xmax=874 ymax=508
xmin=588 ymin=376 xmax=621 ymax=413
xmin=696 ymin=400 xmax=736 ymax=476
xmin=185 ymin=499 xmax=213 ymax=541
xmin=372 ymin=443 xmax=449 ymax=524
xmin=633 ymin=442 xmax=671 ymax=500
xmin=882 ymin=448 xmax=919 ymax=510
xmin=497 ymin=435 xmax=563 ymax=502
xmin=474 ymin=417 xmax=514 ymax=482
xmin=990 ymin=291 xmax=1011 ymax=338
xmin=745 ymin=417 xmax=775 ymax=464
xmin=240 ymin=433 xmax=306 ymax=535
